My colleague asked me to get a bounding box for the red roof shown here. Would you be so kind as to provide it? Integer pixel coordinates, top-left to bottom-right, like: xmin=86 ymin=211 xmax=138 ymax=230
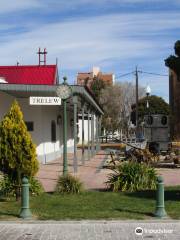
xmin=0 ymin=65 xmax=57 ymax=85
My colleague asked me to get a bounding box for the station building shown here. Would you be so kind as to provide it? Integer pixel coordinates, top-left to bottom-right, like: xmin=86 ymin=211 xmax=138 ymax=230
xmin=0 ymin=57 xmax=103 ymax=170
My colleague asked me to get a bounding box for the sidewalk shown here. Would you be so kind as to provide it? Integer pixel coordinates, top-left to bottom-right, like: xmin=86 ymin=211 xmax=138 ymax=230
xmin=0 ymin=221 xmax=180 ymax=240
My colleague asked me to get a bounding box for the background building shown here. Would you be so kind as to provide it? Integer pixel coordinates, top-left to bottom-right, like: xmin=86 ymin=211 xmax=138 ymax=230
xmin=77 ymin=67 xmax=115 ymax=88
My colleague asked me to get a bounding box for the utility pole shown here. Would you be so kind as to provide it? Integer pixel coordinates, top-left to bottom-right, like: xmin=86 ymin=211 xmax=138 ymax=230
xmin=135 ymin=66 xmax=139 ymax=136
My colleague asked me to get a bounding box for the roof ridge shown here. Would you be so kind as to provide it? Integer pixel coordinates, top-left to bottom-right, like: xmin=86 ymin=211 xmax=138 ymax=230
xmin=0 ymin=65 xmax=56 ymax=68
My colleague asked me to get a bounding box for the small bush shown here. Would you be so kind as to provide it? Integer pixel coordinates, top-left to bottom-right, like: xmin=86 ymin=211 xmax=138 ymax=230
xmin=0 ymin=174 xmax=43 ymax=197
xmin=56 ymin=174 xmax=83 ymax=194
xmin=0 ymin=174 xmax=15 ymax=197
xmin=106 ymin=162 xmax=157 ymax=192
xmin=29 ymin=177 xmax=44 ymax=196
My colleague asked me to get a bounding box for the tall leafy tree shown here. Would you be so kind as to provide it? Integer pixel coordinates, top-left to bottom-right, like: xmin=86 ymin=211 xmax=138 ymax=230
xmin=90 ymin=76 xmax=105 ymax=102
xmin=0 ymin=100 xmax=39 ymax=200
xmin=99 ymin=82 xmax=145 ymax=134
xmin=99 ymin=85 xmax=122 ymax=133
xmin=137 ymin=95 xmax=170 ymax=120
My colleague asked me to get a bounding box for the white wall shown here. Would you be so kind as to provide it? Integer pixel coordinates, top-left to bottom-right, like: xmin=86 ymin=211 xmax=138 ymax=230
xmin=10 ymin=97 xmax=63 ymax=163
xmin=0 ymin=92 xmax=74 ymax=164
xmin=78 ymin=114 xmax=97 ymax=144
xmin=66 ymin=109 xmax=74 ymax=148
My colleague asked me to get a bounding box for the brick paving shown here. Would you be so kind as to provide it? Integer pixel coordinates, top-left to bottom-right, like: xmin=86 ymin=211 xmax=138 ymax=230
xmin=37 ymin=150 xmax=112 ymax=192
xmin=157 ymin=168 xmax=180 ymax=186
xmin=37 ymin=149 xmax=180 ymax=192
xmin=0 ymin=221 xmax=180 ymax=240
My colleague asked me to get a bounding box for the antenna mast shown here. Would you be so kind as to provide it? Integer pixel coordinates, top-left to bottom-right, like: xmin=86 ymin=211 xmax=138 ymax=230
xmin=37 ymin=48 xmax=47 ymax=65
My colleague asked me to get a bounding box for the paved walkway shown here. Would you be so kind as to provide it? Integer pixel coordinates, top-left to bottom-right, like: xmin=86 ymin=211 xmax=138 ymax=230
xmin=0 ymin=221 xmax=180 ymax=239
xmin=157 ymin=168 xmax=180 ymax=186
xmin=37 ymin=150 xmax=112 ymax=192
xmin=37 ymin=150 xmax=180 ymax=192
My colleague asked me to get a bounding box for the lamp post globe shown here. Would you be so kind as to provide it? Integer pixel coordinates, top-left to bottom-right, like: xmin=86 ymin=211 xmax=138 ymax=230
xmin=146 ymin=85 xmax=151 ymax=96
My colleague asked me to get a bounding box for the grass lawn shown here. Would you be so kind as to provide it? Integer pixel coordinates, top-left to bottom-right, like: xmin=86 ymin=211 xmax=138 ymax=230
xmin=0 ymin=186 xmax=180 ymax=220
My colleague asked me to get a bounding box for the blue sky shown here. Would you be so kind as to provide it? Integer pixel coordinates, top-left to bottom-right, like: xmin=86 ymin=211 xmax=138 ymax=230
xmin=0 ymin=0 xmax=180 ymax=102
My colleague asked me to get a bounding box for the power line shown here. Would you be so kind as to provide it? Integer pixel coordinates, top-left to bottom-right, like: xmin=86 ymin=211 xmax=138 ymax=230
xmin=116 ymin=71 xmax=135 ymax=79
xmin=115 ymin=70 xmax=168 ymax=80
xmin=138 ymin=71 xmax=168 ymax=77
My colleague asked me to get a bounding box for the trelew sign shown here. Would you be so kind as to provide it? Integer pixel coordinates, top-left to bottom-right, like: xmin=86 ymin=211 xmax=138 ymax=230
xmin=29 ymin=97 xmax=61 ymax=105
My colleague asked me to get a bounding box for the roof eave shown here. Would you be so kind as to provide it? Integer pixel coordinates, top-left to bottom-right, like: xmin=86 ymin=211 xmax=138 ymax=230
xmin=0 ymin=83 xmax=103 ymax=115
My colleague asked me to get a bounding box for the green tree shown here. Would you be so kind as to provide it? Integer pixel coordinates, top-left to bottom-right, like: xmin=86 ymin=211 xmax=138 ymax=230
xmin=99 ymin=85 xmax=122 ymax=133
xmin=90 ymin=76 xmax=105 ymax=102
xmin=136 ymin=95 xmax=170 ymax=120
xmin=0 ymin=100 xmax=39 ymax=200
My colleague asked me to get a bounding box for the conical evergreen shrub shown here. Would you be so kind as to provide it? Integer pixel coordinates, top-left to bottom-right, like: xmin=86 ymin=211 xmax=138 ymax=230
xmin=0 ymin=100 xmax=39 ymax=200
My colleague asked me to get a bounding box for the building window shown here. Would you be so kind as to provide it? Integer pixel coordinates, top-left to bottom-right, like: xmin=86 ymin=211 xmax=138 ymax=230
xmin=25 ymin=122 xmax=34 ymax=131
xmin=161 ymin=116 xmax=167 ymax=125
xmin=51 ymin=120 xmax=56 ymax=142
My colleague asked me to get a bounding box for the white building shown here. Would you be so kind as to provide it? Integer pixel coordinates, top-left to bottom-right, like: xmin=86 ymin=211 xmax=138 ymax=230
xmin=0 ymin=63 xmax=103 ymax=170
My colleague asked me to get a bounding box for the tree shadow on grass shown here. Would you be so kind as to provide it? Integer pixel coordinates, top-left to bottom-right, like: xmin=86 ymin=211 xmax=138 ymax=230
xmin=125 ymin=190 xmax=155 ymax=200
xmin=0 ymin=211 xmax=19 ymax=218
xmin=90 ymin=188 xmax=110 ymax=192
xmin=0 ymin=198 xmax=8 ymax=202
xmin=86 ymin=187 xmax=180 ymax=202
xmin=125 ymin=188 xmax=180 ymax=201
xmin=115 ymin=208 xmax=154 ymax=217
